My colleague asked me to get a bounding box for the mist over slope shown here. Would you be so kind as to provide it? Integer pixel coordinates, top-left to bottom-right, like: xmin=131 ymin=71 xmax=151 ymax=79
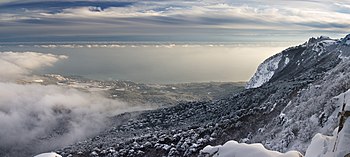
xmin=0 ymin=52 xmax=153 ymax=156
xmin=0 ymin=51 xmax=68 ymax=80
xmin=52 ymin=34 xmax=350 ymax=157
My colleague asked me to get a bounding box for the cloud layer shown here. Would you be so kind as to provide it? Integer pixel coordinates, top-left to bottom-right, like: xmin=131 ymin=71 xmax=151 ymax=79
xmin=0 ymin=0 xmax=349 ymax=42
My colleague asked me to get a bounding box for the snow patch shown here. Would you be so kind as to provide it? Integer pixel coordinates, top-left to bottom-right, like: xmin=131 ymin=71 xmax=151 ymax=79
xmin=270 ymin=103 xmax=277 ymax=112
xmin=284 ymin=57 xmax=290 ymax=66
xmin=34 ymin=152 xmax=62 ymax=157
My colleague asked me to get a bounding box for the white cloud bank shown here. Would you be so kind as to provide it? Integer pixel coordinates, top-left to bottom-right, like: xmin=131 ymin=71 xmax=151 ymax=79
xmin=5 ymin=1 xmax=350 ymax=29
xmin=0 ymin=51 xmax=67 ymax=81
xmin=1 ymin=0 xmax=349 ymax=42
xmin=0 ymin=51 xmax=151 ymax=156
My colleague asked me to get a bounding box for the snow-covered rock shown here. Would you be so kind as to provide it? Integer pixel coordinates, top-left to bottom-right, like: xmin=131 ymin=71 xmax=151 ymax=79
xmin=312 ymin=39 xmax=337 ymax=56
xmin=304 ymin=132 xmax=335 ymax=157
xmin=305 ymin=119 xmax=350 ymax=157
xmin=246 ymin=54 xmax=282 ymax=89
xmin=200 ymin=140 xmax=303 ymax=157
xmin=34 ymin=152 xmax=62 ymax=157
xmin=246 ymin=35 xmax=342 ymax=89
xmin=341 ymin=34 xmax=350 ymax=46
xmin=335 ymin=119 xmax=350 ymax=157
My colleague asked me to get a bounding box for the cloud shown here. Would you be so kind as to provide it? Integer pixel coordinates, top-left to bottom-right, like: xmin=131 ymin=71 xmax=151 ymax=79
xmin=0 ymin=1 xmax=134 ymax=12
xmin=4 ymin=1 xmax=349 ymax=28
xmin=0 ymin=0 xmax=350 ymax=42
xmin=0 ymin=82 xmax=150 ymax=156
xmin=0 ymin=51 xmax=152 ymax=156
xmin=0 ymin=52 xmax=67 ymax=81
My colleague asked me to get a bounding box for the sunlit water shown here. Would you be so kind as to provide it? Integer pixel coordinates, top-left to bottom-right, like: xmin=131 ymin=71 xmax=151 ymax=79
xmin=0 ymin=42 xmax=294 ymax=83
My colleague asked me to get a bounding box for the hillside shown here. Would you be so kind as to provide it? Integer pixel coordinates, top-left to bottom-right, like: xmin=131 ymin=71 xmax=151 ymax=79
xmin=42 ymin=35 xmax=350 ymax=157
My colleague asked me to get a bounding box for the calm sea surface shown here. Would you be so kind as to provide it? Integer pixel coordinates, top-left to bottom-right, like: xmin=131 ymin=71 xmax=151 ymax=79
xmin=0 ymin=42 xmax=292 ymax=83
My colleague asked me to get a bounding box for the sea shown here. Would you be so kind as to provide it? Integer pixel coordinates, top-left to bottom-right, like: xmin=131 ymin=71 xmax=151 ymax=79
xmin=0 ymin=42 xmax=293 ymax=84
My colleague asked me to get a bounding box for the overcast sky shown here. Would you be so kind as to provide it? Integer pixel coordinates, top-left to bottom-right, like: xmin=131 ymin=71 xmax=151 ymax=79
xmin=0 ymin=0 xmax=349 ymax=42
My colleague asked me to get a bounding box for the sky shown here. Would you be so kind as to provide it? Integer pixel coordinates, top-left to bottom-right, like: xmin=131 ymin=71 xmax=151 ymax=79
xmin=0 ymin=0 xmax=350 ymax=42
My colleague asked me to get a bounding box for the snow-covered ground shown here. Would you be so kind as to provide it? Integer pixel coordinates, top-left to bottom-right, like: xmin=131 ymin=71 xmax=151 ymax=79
xmin=200 ymin=120 xmax=349 ymax=157
xmin=200 ymin=89 xmax=350 ymax=157
xmin=34 ymin=152 xmax=62 ymax=157
xmin=200 ymin=141 xmax=302 ymax=157
xmin=304 ymin=120 xmax=350 ymax=157
xmin=304 ymin=90 xmax=350 ymax=157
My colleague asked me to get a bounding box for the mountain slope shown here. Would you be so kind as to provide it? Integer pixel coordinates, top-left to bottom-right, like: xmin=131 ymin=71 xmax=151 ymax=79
xmin=55 ymin=35 xmax=350 ymax=157
xmin=246 ymin=36 xmax=341 ymax=89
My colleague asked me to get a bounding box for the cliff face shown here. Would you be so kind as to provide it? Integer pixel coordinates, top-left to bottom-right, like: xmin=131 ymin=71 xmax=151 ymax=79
xmin=246 ymin=36 xmax=342 ymax=89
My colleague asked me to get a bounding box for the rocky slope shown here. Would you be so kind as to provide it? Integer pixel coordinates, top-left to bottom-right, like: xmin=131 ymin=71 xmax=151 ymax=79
xmin=54 ymin=35 xmax=350 ymax=157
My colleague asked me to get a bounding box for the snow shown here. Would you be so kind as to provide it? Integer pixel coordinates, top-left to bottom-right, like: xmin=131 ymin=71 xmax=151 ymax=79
xmin=335 ymin=119 xmax=350 ymax=157
xmin=312 ymin=40 xmax=337 ymax=56
xmin=90 ymin=151 xmax=98 ymax=156
xmin=246 ymin=54 xmax=282 ymax=89
xmin=246 ymin=37 xmax=336 ymax=89
xmin=240 ymin=138 xmax=250 ymax=143
xmin=34 ymin=152 xmax=62 ymax=157
xmin=201 ymin=111 xmax=348 ymax=157
xmin=305 ymin=133 xmax=335 ymax=157
xmin=305 ymin=119 xmax=350 ymax=157
xmin=279 ymin=113 xmax=286 ymax=119
xmin=200 ymin=140 xmax=302 ymax=157
xmin=304 ymin=90 xmax=350 ymax=157
xmin=284 ymin=57 xmax=290 ymax=66
xmin=270 ymin=103 xmax=277 ymax=112
xmin=309 ymin=114 xmax=319 ymax=124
